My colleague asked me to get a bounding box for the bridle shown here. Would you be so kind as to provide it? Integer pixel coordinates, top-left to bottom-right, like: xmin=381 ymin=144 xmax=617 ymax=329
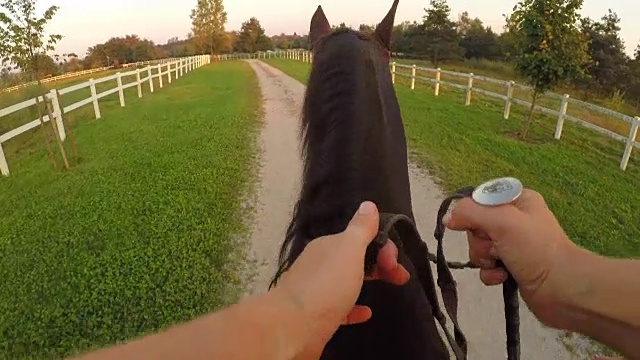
xmin=365 ymin=178 xmax=522 ymax=360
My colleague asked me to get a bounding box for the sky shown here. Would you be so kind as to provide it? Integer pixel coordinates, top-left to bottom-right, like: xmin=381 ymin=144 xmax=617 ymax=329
xmin=37 ymin=0 xmax=639 ymax=58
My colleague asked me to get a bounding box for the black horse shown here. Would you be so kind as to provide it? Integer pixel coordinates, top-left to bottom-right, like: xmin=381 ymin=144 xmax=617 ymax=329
xmin=270 ymin=1 xmax=471 ymax=359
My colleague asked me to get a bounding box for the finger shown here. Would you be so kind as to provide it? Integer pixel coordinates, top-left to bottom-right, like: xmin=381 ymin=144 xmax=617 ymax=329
xmin=444 ymin=197 xmax=522 ymax=235
xmin=364 ymin=240 xmax=410 ymax=284
xmin=467 ymin=231 xmax=496 ymax=269
xmin=365 ymin=264 xmax=410 ymax=285
xmin=343 ymin=201 xmax=380 ymax=247
xmin=479 ymin=268 xmax=508 ymax=286
xmin=342 ymin=305 xmax=372 ymax=325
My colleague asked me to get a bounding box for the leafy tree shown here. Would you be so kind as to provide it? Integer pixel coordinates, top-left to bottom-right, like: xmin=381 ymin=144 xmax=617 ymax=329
xmin=32 ymin=53 xmax=57 ymax=77
xmin=575 ymin=10 xmax=629 ymax=99
xmin=0 ymin=0 xmax=62 ymax=78
xmin=84 ymin=35 xmax=159 ymax=68
xmin=0 ymin=0 xmax=70 ymax=169
xmin=358 ymin=24 xmax=375 ymax=36
xmin=190 ymin=0 xmax=227 ymax=54
xmin=457 ymin=12 xmax=499 ymax=60
xmin=333 ymin=22 xmax=351 ymax=30
xmin=509 ymin=0 xmax=590 ymax=139
xmin=236 ymin=17 xmax=273 ymax=52
xmin=421 ymin=0 xmax=463 ymax=67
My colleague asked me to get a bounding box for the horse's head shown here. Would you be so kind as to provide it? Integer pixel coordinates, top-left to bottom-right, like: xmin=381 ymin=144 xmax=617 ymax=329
xmin=270 ymin=1 xmax=453 ymax=358
xmin=271 ymin=0 xmax=413 ymax=289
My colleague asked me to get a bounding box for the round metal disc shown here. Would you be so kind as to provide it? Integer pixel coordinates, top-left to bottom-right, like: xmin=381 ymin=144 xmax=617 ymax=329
xmin=472 ymin=177 xmax=523 ymax=206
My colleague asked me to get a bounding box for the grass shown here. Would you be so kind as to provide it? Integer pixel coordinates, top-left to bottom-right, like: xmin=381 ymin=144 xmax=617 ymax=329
xmin=391 ymin=57 xmax=639 ymax=139
xmin=263 ymin=57 xmax=640 ymax=260
xmin=0 ymin=60 xmax=262 ymax=359
xmin=0 ymin=68 xmax=121 ymax=108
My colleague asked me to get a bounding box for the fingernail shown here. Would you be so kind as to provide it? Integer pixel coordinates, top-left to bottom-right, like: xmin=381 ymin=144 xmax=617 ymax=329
xmin=358 ymin=201 xmax=375 ymax=215
xmin=442 ymin=213 xmax=451 ymax=226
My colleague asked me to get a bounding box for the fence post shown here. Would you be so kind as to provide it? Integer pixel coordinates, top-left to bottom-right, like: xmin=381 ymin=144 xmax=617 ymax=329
xmin=116 ymin=72 xmax=125 ymax=107
xmin=136 ymin=69 xmax=142 ymax=98
xmin=435 ymin=68 xmax=441 ymax=96
xmin=620 ymin=117 xmax=639 ymax=171
xmin=504 ymin=81 xmax=514 ymax=119
xmin=0 ymin=143 xmax=8 ymax=176
xmin=168 ymin=63 xmax=172 ymax=83
xmin=175 ymin=61 xmax=180 ymax=79
xmin=391 ymin=62 xmax=396 ymax=84
xmin=554 ymin=94 xmax=570 ymax=140
xmin=89 ymin=78 xmax=102 ymax=119
xmin=158 ymin=64 xmax=163 ymax=89
xmin=180 ymin=59 xmax=184 ymax=77
xmin=411 ymin=65 xmax=417 ymax=90
xmin=465 ymin=73 xmax=474 ymax=106
xmin=49 ymin=89 xmax=66 ymax=141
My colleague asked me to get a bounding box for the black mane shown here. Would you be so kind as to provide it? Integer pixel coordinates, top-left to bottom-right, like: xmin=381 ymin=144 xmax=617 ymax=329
xmin=268 ymin=4 xmax=454 ymax=358
xmin=271 ymin=29 xmax=393 ymax=286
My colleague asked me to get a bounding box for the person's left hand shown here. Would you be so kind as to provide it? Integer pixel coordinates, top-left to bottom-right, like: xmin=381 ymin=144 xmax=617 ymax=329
xmin=273 ymin=201 xmax=409 ymax=357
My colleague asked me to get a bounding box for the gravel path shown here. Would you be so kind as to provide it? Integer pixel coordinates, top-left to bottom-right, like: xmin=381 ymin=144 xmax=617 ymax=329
xmin=243 ymin=59 xmax=580 ymax=359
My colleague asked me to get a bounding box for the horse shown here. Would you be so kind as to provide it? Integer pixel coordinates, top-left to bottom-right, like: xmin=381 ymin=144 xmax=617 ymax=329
xmin=269 ymin=1 xmax=474 ymax=359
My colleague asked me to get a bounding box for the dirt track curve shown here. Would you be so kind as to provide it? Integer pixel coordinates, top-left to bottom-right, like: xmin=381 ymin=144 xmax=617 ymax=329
xmin=243 ymin=59 xmax=588 ymax=359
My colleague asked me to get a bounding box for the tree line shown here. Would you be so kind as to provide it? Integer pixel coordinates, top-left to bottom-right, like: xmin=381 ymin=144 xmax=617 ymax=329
xmin=3 ymin=0 xmax=640 ymax=119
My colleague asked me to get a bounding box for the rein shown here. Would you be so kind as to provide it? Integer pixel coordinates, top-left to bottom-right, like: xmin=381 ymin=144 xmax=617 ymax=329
xmin=365 ymin=185 xmax=521 ymax=360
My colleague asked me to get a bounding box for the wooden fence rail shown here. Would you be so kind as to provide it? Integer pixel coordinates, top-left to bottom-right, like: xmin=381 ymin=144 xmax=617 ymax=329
xmin=0 ymin=57 xmax=184 ymax=95
xmin=0 ymin=54 xmax=210 ymax=176
xmin=234 ymin=49 xmax=638 ymax=172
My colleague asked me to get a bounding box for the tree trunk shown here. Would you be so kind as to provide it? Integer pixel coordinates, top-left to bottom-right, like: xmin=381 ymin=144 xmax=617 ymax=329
xmin=521 ymin=91 xmax=539 ymax=140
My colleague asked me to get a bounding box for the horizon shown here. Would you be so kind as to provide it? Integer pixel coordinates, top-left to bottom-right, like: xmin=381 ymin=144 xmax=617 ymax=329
xmin=35 ymin=0 xmax=640 ymax=58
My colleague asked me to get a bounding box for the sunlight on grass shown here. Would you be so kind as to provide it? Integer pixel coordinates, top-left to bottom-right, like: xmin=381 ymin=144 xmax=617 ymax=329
xmin=264 ymin=58 xmax=640 ymax=260
xmin=0 ymin=61 xmax=261 ymax=359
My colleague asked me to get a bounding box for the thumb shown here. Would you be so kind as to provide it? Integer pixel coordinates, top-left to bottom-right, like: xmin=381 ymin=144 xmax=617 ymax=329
xmin=343 ymin=201 xmax=380 ymax=246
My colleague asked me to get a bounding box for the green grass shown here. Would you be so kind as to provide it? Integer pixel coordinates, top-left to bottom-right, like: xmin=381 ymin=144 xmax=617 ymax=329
xmin=0 ymin=68 xmax=123 ymax=109
xmin=263 ymin=58 xmax=640 ymax=260
xmin=391 ymin=57 xmax=639 ymax=139
xmin=0 ymin=60 xmax=261 ymax=359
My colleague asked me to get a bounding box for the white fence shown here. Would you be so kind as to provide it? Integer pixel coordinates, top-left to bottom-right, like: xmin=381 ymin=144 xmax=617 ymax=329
xmin=250 ymin=49 xmax=639 ymax=172
xmin=1 ymin=57 xmax=186 ymax=94
xmin=0 ymin=54 xmax=210 ymax=176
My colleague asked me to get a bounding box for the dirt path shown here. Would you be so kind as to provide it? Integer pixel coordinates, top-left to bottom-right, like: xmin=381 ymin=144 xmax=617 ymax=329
xmin=244 ymin=60 xmax=579 ymax=359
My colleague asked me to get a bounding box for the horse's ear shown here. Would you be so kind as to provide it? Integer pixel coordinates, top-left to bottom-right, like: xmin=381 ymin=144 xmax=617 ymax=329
xmin=309 ymin=5 xmax=331 ymax=50
xmin=374 ymin=0 xmax=399 ymax=50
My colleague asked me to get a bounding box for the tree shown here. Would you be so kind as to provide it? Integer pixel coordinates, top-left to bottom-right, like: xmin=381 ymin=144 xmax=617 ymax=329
xmin=358 ymin=24 xmax=375 ymax=36
xmin=236 ymin=17 xmax=273 ymax=53
xmin=0 ymin=0 xmax=71 ymax=170
xmin=574 ymin=10 xmax=629 ymax=99
xmin=509 ymin=0 xmax=590 ymax=139
xmin=457 ymin=12 xmax=499 ymax=60
xmin=421 ymin=0 xmax=463 ymax=67
xmin=190 ymin=0 xmax=227 ymax=54
xmin=84 ymin=35 xmax=159 ymax=68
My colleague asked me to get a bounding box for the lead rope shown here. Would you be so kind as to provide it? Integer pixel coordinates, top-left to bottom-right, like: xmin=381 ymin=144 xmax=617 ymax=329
xmin=433 ymin=186 xmax=521 ymax=360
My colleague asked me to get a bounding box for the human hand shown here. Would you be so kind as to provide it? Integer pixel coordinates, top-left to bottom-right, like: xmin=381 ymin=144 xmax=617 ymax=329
xmin=272 ymin=201 xmax=409 ymax=356
xmin=444 ymin=189 xmax=579 ymax=328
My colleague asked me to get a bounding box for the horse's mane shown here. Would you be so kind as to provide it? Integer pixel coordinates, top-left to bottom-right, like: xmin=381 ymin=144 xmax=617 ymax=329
xmin=270 ymin=29 xmax=380 ymax=287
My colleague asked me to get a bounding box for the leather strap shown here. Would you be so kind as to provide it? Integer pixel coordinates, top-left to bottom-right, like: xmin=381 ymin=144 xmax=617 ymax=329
xmin=364 ymin=185 xmax=521 ymax=360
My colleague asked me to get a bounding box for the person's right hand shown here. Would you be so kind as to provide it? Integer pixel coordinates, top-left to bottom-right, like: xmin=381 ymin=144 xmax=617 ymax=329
xmin=443 ymin=189 xmax=579 ymax=328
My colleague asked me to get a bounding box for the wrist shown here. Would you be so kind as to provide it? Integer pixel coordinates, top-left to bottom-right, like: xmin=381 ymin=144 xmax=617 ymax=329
xmin=262 ymin=288 xmax=319 ymax=358
xmin=544 ymin=244 xmax=602 ymax=331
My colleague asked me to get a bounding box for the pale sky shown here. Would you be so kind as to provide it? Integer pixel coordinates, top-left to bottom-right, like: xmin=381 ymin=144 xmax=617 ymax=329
xmin=37 ymin=0 xmax=639 ymax=58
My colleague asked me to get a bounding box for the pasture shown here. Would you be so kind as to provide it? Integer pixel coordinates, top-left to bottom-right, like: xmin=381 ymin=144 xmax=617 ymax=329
xmin=0 ymin=61 xmax=261 ymax=358
xmin=263 ymin=58 xmax=640 ymax=259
